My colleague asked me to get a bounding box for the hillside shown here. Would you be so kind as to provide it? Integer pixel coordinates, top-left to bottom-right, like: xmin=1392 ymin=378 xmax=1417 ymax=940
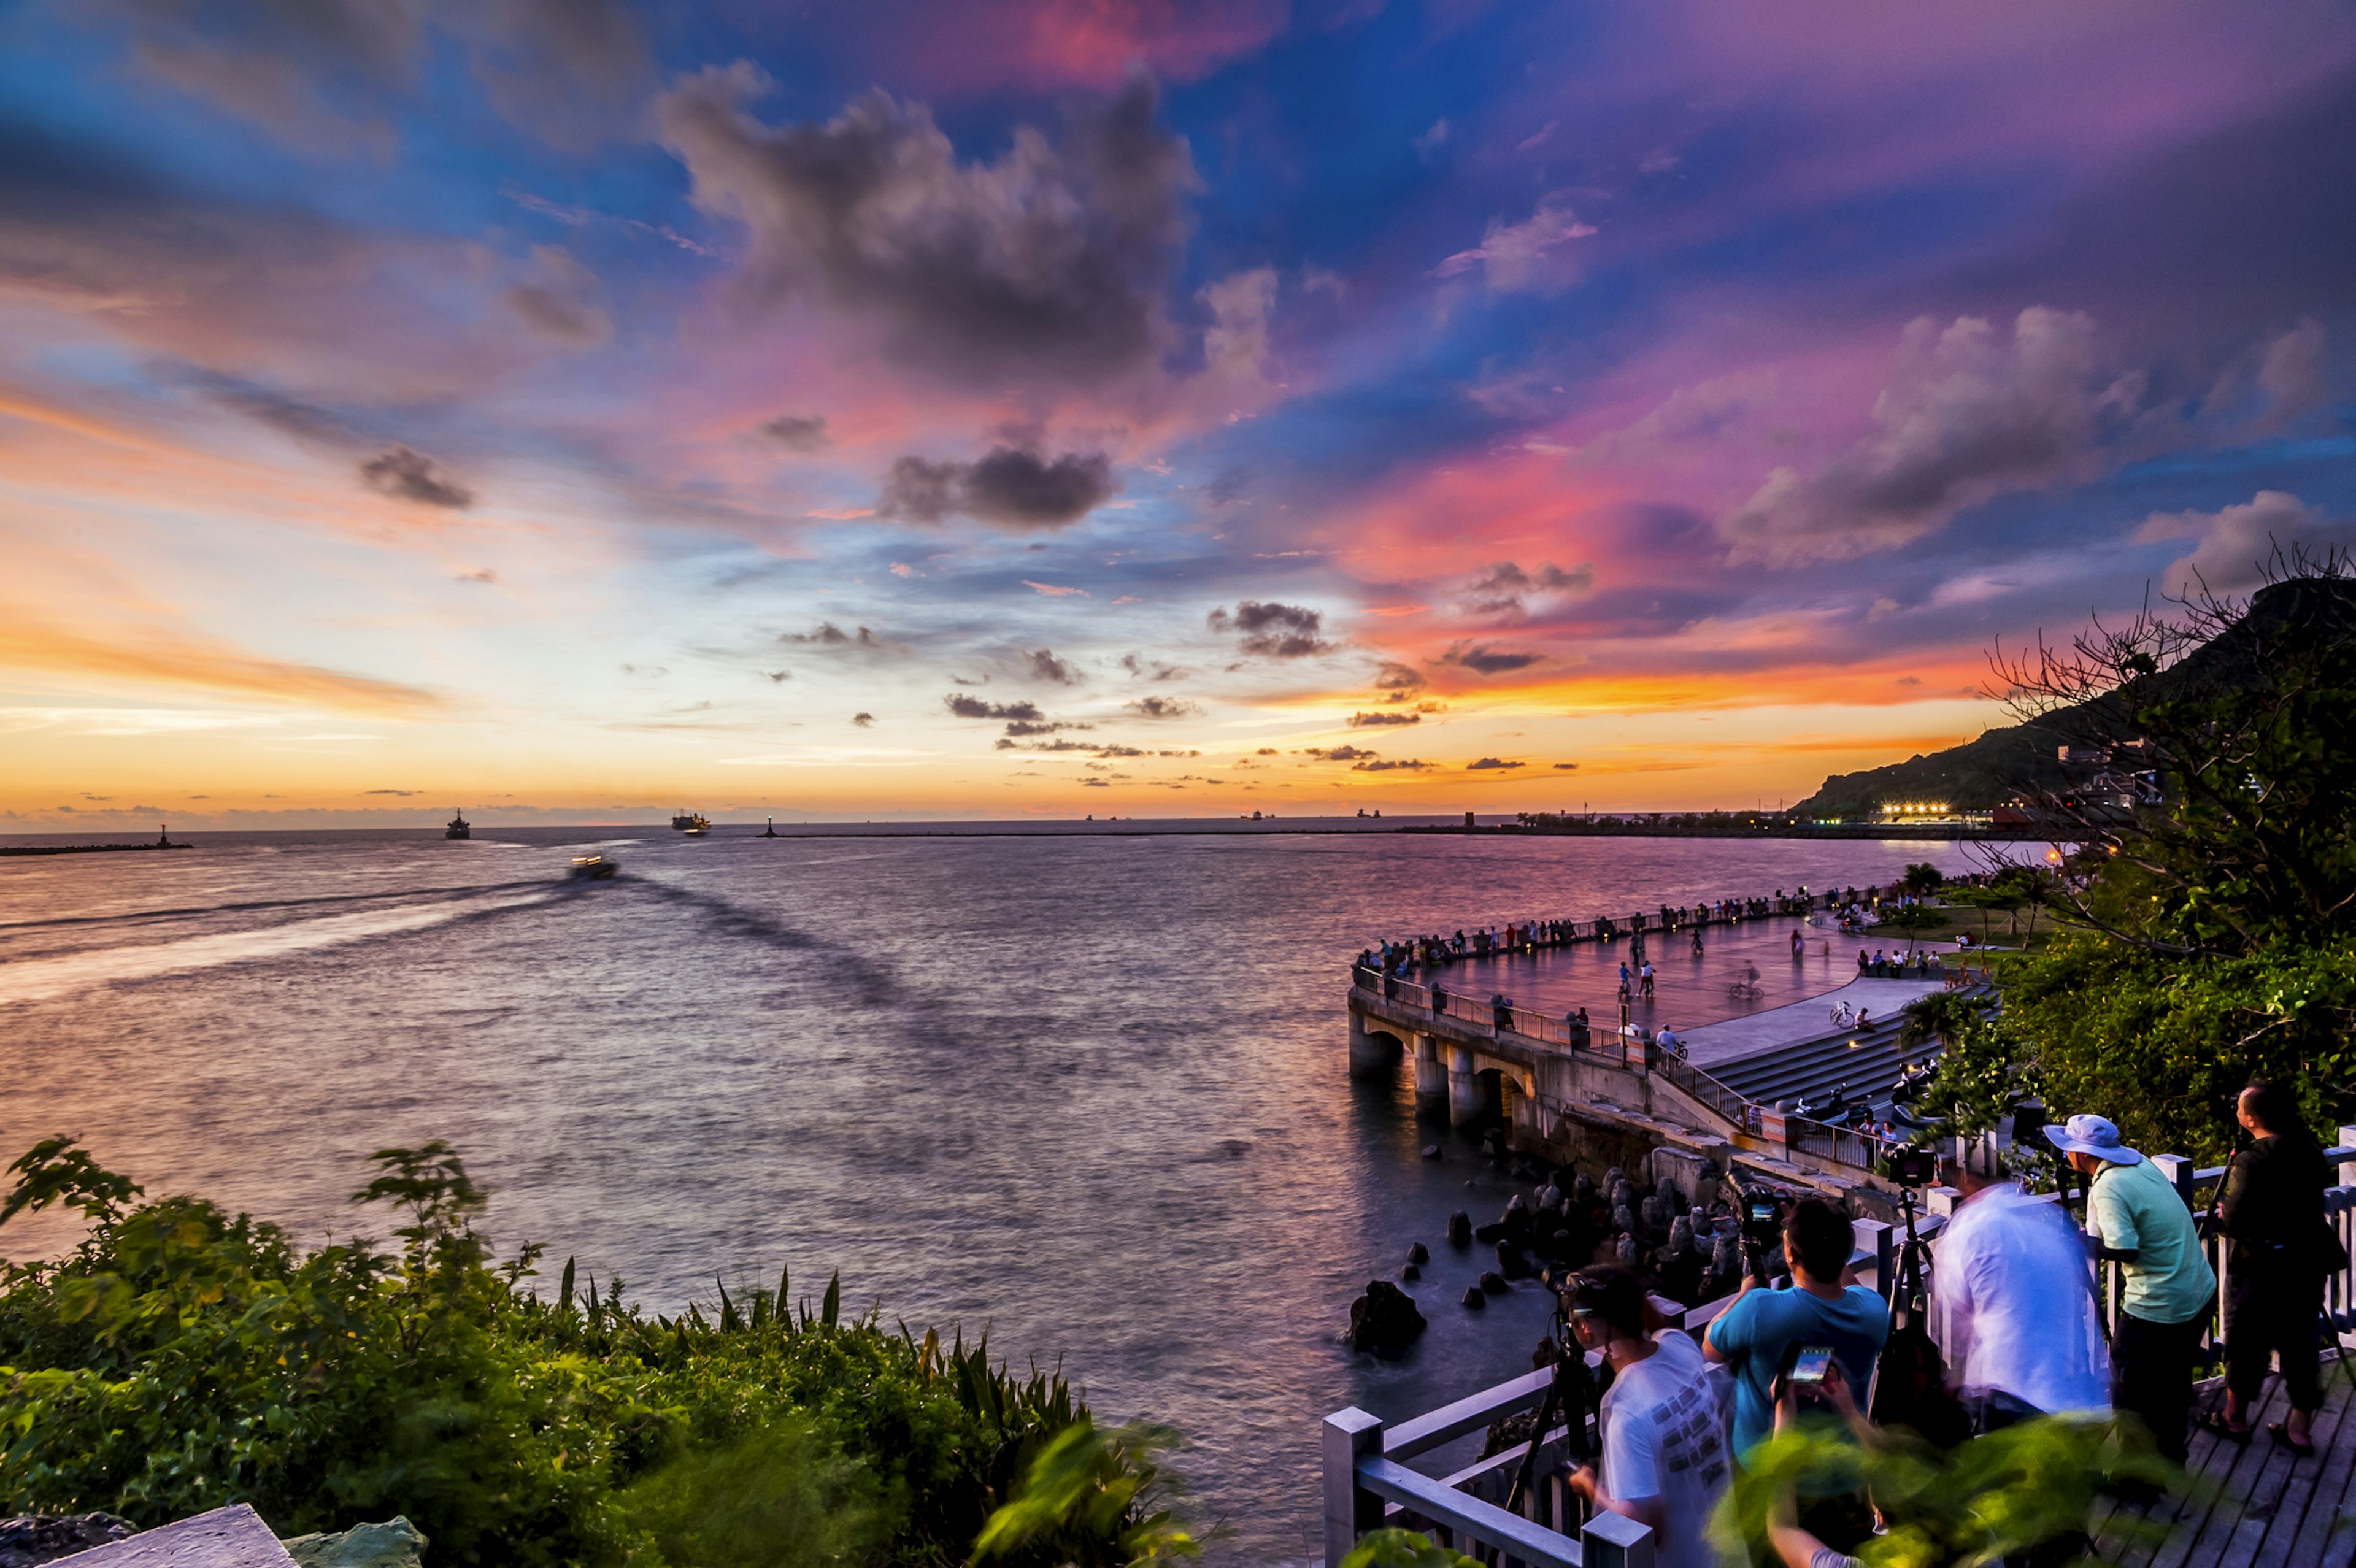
xmin=1792 ymin=575 xmax=2356 ymax=821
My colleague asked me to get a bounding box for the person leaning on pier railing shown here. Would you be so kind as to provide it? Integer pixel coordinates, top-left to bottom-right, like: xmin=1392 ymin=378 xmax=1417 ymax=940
xmin=2209 ymin=1080 xmax=2346 ymax=1456
xmin=2047 ymin=1114 xmax=2214 ymax=1467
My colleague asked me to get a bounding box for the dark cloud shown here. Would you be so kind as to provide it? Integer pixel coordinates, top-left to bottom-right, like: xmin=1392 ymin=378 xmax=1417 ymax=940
xmin=1003 ymin=718 xmax=1093 ymax=736
xmin=780 ymin=622 xmax=899 ymax=650
xmin=1025 ymin=647 xmax=1083 ymax=685
xmin=851 ymin=711 xmax=874 ymax=726
xmin=1126 ymin=695 xmax=1200 ymax=719
xmin=1553 ymin=762 xmax=1579 ymax=771
xmin=1207 ymin=600 xmax=1332 ymax=658
xmin=1466 ymin=758 xmax=1525 ymax=771
xmin=502 ymin=245 xmax=610 ymax=345
xmin=945 ymin=694 xmax=1044 ymax=721
xmin=1119 ymin=653 xmax=1187 ymax=680
xmin=1373 ymin=659 xmax=1424 ymax=689
xmin=761 ymin=669 xmax=791 ymax=682
xmin=656 ymin=68 xmax=1196 ymax=388
xmin=1352 ymin=758 xmax=1432 ymax=771
xmin=1720 ymin=308 xmax=2152 ymax=565
xmin=1347 ymin=710 xmax=1419 ymax=728
xmin=359 ymin=445 xmax=473 ymax=508
xmin=1435 ymin=641 xmax=1541 ymax=675
xmin=1306 ymin=744 xmax=1376 ymax=761
xmin=110 ymin=0 xmax=653 ymax=153
xmin=1206 ymin=466 xmax=1250 ymax=505
xmin=1080 ymin=778 xmax=1110 ymax=787
xmin=1460 ymin=559 xmax=1595 ymax=618
xmin=363 ymin=788 xmax=420 ymax=795
xmin=760 ymin=414 xmax=830 ymax=452
xmin=879 ymin=446 xmax=1117 ymax=529
xmin=188 ymin=372 xmax=353 ymax=445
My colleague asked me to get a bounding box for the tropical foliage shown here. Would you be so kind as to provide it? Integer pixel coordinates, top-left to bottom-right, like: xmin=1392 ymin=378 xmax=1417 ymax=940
xmin=0 ymin=1139 xmax=1177 ymax=1568
xmin=1713 ymin=1412 xmax=2174 ymax=1567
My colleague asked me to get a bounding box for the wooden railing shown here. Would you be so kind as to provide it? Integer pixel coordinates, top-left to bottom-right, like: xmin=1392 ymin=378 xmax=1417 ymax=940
xmin=1325 ymin=1367 xmax=1653 ymax=1568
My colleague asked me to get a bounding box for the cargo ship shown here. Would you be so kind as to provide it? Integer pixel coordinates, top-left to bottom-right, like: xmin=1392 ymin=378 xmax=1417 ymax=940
xmin=670 ymin=809 xmax=710 ymax=835
xmin=447 ymin=810 xmax=471 ymax=840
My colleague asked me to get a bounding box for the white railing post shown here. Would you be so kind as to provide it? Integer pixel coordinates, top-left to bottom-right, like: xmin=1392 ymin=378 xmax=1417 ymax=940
xmin=1323 ymin=1408 xmax=1385 ymax=1568
xmin=2339 ymin=1129 xmax=2356 ymax=1189
xmin=2150 ymin=1153 xmax=2193 ymax=1209
xmin=1580 ymin=1510 xmax=1657 ymax=1568
xmin=1854 ymin=1219 xmax=1894 ymax=1300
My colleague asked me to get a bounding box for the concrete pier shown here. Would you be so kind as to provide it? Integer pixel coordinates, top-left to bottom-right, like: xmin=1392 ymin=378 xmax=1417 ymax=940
xmin=1347 ymin=1012 xmax=1403 ymax=1079
xmin=1446 ymin=1042 xmax=1483 ymax=1127
xmin=1412 ymin=1036 xmax=1448 ymax=1116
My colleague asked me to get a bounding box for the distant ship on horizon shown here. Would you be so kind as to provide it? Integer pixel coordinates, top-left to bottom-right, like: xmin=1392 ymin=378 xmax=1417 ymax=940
xmin=446 ymin=810 xmax=471 ymax=840
xmin=671 ymin=809 xmax=710 ymax=835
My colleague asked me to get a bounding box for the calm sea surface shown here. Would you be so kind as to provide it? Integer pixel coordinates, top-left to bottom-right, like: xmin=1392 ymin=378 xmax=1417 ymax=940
xmin=0 ymin=824 xmax=1986 ymax=1562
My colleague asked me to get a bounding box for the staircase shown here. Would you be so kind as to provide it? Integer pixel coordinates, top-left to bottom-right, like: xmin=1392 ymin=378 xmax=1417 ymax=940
xmin=1707 ymin=985 xmax=1990 ymax=1115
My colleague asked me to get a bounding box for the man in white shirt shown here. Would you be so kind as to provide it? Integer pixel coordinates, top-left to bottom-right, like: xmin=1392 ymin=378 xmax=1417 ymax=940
xmin=1926 ymin=1139 xmax=2110 ymax=1430
xmin=1565 ymin=1267 xmax=1734 ymax=1568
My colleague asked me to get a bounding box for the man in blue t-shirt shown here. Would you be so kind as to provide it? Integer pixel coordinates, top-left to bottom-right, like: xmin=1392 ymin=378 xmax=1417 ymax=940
xmin=1705 ymin=1196 xmax=1890 ymax=1459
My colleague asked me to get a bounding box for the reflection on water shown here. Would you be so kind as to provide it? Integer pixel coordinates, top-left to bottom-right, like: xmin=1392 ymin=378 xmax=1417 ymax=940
xmin=0 ymin=826 xmax=1983 ymax=1562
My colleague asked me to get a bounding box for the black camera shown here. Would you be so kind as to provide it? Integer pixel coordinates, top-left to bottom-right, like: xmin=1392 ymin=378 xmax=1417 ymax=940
xmin=1882 ymin=1145 xmax=1940 ymax=1187
xmin=1739 ymin=1193 xmax=1784 ymax=1248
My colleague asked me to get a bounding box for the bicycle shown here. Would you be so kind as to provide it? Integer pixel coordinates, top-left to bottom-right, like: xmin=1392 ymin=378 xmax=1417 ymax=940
xmin=1728 ymin=980 xmax=1765 ymax=1000
xmin=1829 ymin=1000 xmax=1856 ymax=1027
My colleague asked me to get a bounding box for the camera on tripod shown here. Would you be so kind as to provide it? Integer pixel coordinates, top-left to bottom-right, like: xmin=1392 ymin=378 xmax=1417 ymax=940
xmin=1881 ymin=1145 xmax=1939 ymax=1187
xmin=1739 ymin=1191 xmax=1785 ymax=1249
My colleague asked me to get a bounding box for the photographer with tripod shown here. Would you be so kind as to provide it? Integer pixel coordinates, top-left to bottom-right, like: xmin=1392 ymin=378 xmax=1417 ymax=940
xmin=1924 ymin=1136 xmax=2111 ymax=1432
xmin=1561 ymin=1266 xmax=1734 ymax=1568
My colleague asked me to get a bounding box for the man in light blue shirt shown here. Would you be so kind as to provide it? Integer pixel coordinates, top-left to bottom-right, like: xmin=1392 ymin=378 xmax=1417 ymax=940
xmin=1705 ymin=1197 xmax=1890 ymax=1460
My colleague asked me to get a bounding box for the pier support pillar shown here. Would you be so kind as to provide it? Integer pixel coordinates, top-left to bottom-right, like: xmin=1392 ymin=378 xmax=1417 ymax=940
xmin=1412 ymin=1036 xmax=1448 ymax=1117
xmin=1347 ymin=1012 xmax=1401 ymax=1080
xmin=1447 ymin=1044 xmax=1482 ymax=1128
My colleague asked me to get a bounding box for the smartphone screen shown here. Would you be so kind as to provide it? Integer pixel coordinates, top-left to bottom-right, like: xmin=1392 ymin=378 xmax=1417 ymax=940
xmin=1789 ymin=1346 xmax=1835 ymax=1386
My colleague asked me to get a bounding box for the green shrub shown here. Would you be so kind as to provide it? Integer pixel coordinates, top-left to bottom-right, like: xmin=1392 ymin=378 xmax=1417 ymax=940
xmin=0 ymin=1139 xmax=1165 ymax=1567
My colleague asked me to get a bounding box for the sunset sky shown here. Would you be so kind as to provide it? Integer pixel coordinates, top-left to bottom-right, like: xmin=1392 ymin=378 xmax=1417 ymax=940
xmin=4 ymin=0 xmax=2353 ymax=826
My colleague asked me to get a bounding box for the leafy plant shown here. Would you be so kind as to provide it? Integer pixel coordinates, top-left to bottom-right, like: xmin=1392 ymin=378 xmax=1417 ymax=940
xmin=1337 ymin=1529 xmax=1480 ymax=1568
xmin=1713 ymin=1413 xmax=2176 ymax=1567
xmin=0 ymin=1140 xmax=1169 ymax=1568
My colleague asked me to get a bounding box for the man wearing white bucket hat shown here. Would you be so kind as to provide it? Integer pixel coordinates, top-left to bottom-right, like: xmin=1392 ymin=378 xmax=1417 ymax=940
xmin=2048 ymin=1113 xmax=2215 ymax=1464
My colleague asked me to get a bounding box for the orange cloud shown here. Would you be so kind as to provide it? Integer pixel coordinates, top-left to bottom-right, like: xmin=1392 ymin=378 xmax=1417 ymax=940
xmin=0 ymin=616 xmax=441 ymax=715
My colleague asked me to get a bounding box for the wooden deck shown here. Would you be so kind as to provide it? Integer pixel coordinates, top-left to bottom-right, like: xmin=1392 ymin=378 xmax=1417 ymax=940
xmin=2096 ymin=1353 xmax=2356 ymax=1567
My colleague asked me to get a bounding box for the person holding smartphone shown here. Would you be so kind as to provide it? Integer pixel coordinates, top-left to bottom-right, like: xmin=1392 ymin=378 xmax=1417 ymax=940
xmin=1563 ymin=1267 xmax=1735 ymax=1568
xmin=1706 ymin=1198 xmax=1890 ymax=1462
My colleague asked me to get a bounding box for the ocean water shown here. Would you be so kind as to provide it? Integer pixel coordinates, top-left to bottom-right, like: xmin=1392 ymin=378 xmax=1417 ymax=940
xmin=0 ymin=824 xmax=1988 ymax=1561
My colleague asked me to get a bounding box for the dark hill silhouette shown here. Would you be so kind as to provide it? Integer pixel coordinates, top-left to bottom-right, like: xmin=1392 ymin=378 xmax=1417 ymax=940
xmin=1793 ymin=575 xmax=2356 ymax=820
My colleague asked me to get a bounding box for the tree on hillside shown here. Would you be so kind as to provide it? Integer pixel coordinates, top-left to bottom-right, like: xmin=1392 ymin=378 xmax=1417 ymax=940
xmin=1977 ymin=551 xmax=2356 ymax=1155
xmin=1987 ymin=547 xmax=2356 ymax=958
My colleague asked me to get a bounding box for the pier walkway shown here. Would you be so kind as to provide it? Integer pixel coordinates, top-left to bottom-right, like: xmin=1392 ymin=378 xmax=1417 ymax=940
xmin=1349 ymin=905 xmax=1981 ymax=1194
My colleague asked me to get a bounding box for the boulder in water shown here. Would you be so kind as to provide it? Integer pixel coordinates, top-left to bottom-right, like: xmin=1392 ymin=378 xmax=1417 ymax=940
xmin=1345 ymin=1279 xmax=1429 ymax=1356
xmin=1473 ymin=1220 xmax=1507 ymax=1243
xmin=1461 ymin=1287 xmax=1486 ymax=1309
xmin=1407 ymin=1242 xmax=1430 ymax=1265
xmin=284 ymin=1518 xmax=429 ymax=1568
xmin=0 ymin=1515 xmax=137 ymax=1567
xmin=1446 ymin=1211 xmax=1474 ymax=1247
xmin=1400 ymin=1263 xmax=1421 ymax=1282
xmin=1478 ymin=1269 xmax=1510 ymax=1294
xmin=1495 ymin=1241 xmax=1531 ymax=1279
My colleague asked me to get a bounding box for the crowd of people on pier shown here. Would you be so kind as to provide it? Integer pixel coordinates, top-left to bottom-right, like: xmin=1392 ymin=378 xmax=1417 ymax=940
xmin=1352 ymin=874 xmax=2015 ymax=985
xmin=1437 ymin=1083 xmax=2344 ymax=1568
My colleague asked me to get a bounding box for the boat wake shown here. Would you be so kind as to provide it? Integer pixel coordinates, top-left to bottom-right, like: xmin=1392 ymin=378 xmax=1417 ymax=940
xmin=0 ymin=885 xmax=563 ymax=1006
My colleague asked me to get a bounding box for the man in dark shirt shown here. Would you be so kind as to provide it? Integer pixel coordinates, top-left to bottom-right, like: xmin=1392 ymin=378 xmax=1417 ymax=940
xmin=2212 ymin=1080 xmax=2335 ymax=1454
